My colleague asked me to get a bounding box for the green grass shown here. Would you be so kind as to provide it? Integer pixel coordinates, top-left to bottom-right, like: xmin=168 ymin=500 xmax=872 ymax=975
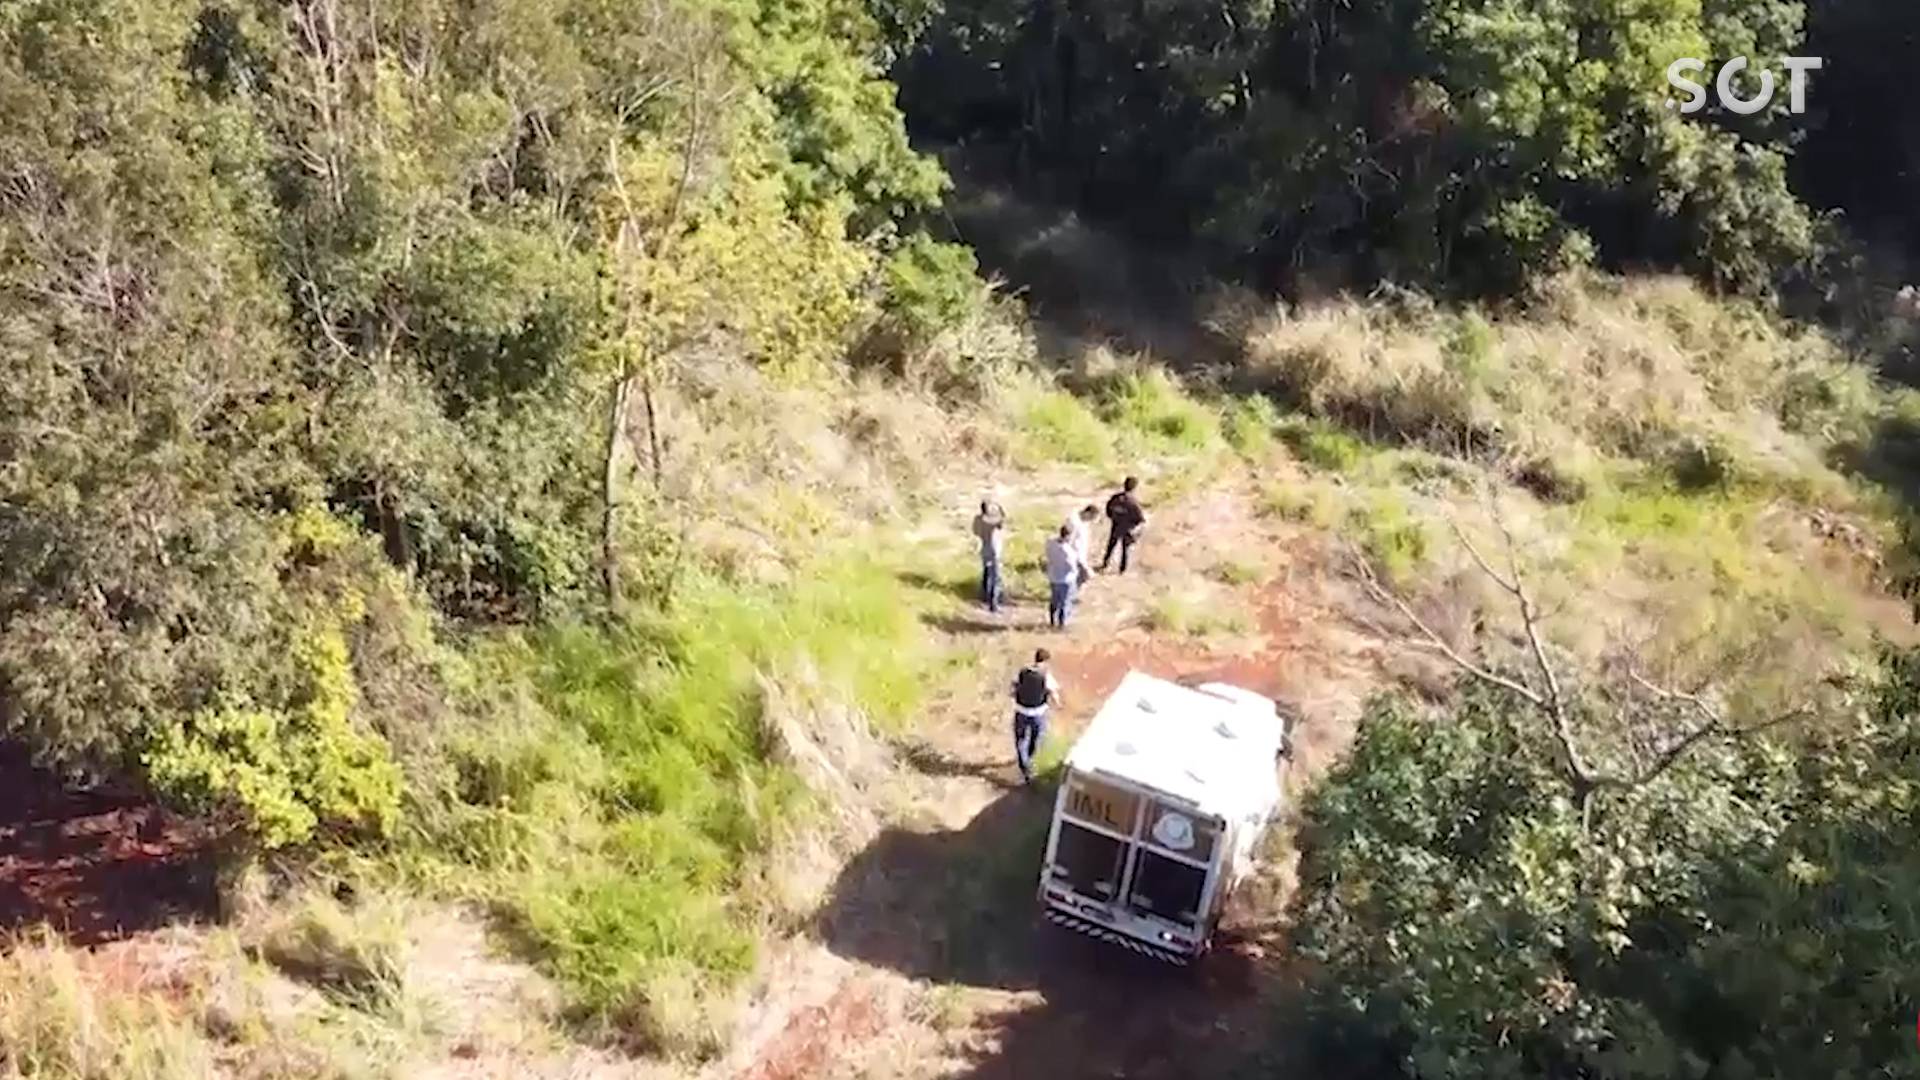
xmin=1012 ymin=385 xmax=1116 ymax=466
xmin=1098 ymin=368 xmax=1222 ymax=452
xmin=1223 ymin=395 xmax=1281 ymax=456
xmin=1211 ymin=557 xmax=1265 ymax=585
xmin=1260 ymin=481 xmax=1344 ymax=528
xmin=1145 ymin=593 xmax=1254 ymax=637
xmin=1345 ymin=491 xmax=1431 ymax=586
xmin=1277 ymin=416 xmax=1370 ymax=473
xmin=407 ymin=556 xmax=931 ymax=1054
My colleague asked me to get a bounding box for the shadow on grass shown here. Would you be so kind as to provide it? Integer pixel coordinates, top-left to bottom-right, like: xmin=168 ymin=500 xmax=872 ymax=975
xmin=898 ymin=569 xmax=984 ymax=605
xmin=1848 ymin=414 xmax=1920 ymax=511
xmin=816 ymin=779 xmax=1302 ymax=1078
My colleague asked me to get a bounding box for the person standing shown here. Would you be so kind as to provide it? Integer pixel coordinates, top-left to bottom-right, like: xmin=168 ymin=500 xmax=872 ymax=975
xmin=1010 ymin=648 xmax=1061 ymax=784
xmin=1044 ymin=524 xmax=1079 ymax=629
xmin=1101 ymin=477 xmax=1148 ymax=573
xmin=972 ymin=500 xmax=1007 ymax=612
xmin=1065 ymin=505 xmax=1098 ymax=586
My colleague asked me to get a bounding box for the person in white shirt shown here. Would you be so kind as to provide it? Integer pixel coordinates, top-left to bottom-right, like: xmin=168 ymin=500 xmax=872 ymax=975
xmin=1010 ymin=648 xmax=1061 ymax=783
xmin=1043 ymin=525 xmax=1079 ymax=629
xmin=1063 ymin=504 xmax=1098 ymax=585
xmin=971 ymin=501 xmax=1007 ymax=612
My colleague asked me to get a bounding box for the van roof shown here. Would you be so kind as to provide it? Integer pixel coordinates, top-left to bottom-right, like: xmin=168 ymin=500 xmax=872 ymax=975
xmin=1065 ymin=670 xmax=1285 ymax=821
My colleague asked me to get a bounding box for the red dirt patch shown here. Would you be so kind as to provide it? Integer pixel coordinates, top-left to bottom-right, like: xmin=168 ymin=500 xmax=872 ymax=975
xmin=0 ymin=746 xmax=218 ymax=945
xmin=737 ymin=979 xmax=885 ymax=1080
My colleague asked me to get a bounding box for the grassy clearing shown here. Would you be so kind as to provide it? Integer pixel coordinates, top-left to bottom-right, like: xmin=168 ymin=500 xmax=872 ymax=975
xmin=401 ymin=555 xmax=931 ymax=1056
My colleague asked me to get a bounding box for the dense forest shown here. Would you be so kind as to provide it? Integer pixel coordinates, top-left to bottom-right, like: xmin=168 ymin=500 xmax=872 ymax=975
xmin=2 ymin=0 xmax=1920 ymax=1075
xmin=887 ymin=0 xmax=1920 ymax=307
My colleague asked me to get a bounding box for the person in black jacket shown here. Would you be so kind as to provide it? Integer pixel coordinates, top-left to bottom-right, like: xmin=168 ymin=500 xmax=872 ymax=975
xmin=1100 ymin=476 xmax=1147 ymax=573
xmin=1010 ymin=648 xmax=1061 ymax=783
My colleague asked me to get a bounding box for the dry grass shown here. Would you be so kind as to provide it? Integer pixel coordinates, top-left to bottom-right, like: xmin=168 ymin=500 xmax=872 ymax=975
xmin=0 ymin=931 xmax=213 ymax=1080
xmin=1236 ymin=274 xmax=1879 ymax=498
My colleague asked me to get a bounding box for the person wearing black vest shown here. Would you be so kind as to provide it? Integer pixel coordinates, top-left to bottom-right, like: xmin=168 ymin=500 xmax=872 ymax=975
xmin=1100 ymin=476 xmax=1147 ymax=573
xmin=1010 ymin=648 xmax=1061 ymax=784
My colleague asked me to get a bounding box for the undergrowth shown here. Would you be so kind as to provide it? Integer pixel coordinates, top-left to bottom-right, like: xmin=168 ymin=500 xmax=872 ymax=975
xmin=402 ymin=556 xmax=929 ymax=1055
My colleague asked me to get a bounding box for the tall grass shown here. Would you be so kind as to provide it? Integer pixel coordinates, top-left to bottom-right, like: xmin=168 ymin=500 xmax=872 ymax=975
xmin=0 ymin=933 xmax=213 ymax=1080
xmin=408 ymin=556 xmax=929 ymax=1054
xmin=1096 ymin=368 xmax=1222 ymax=452
xmin=1008 ymin=382 xmax=1115 ymax=466
xmin=1238 ymin=275 xmax=1880 ymax=498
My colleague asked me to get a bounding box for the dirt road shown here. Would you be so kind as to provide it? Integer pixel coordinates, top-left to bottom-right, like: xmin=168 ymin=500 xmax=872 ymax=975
xmin=717 ymin=468 xmax=1391 ymax=1079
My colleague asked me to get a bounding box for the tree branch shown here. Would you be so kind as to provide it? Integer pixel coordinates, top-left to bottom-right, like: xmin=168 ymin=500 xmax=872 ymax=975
xmin=1349 ymin=547 xmax=1548 ymax=711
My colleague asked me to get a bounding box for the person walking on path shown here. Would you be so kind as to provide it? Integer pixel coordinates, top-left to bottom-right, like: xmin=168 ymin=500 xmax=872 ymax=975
xmin=1011 ymin=648 xmax=1061 ymax=784
xmin=1065 ymin=505 xmax=1098 ymax=586
xmin=972 ymin=500 xmax=1007 ymax=612
xmin=1044 ymin=525 xmax=1079 ymax=629
xmin=1100 ymin=477 xmax=1148 ymax=573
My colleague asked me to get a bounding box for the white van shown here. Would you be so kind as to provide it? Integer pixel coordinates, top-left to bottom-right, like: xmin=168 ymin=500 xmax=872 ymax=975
xmin=1035 ymin=670 xmax=1290 ymax=965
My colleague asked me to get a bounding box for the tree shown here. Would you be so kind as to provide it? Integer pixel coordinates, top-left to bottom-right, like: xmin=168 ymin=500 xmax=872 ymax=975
xmin=1294 ymin=519 xmax=1920 ymax=1077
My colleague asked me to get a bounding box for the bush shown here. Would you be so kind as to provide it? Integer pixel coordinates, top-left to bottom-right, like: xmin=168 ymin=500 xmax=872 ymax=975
xmin=1098 ymin=368 xmax=1221 ymax=451
xmin=1223 ymin=395 xmax=1282 ymax=455
xmin=140 ymin=510 xmax=407 ymax=849
xmin=1260 ymin=482 xmax=1344 ymax=528
xmin=1010 ymin=384 xmax=1116 ymax=466
xmin=1279 ymin=418 xmax=1369 ymax=473
xmin=1294 ymin=658 xmax=1920 ymax=1079
xmin=1346 ymin=493 xmax=1430 ymax=585
xmin=881 ymin=233 xmax=983 ymax=345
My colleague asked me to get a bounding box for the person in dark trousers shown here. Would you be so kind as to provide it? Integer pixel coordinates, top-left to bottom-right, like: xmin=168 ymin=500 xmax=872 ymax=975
xmin=1044 ymin=524 xmax=1078 ymax=628
xmin=1011 ymin=648 xmax=1061 ymax=784
xmin=1101 ymin=476 xmax=1148 ymax=573
xmin=972 ymin=500 xmax=1007 ymax=612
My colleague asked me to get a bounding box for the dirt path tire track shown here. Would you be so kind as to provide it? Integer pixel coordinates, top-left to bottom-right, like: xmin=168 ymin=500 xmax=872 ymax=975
xmin=723 ymin=466 xmax=1392 ymax=1079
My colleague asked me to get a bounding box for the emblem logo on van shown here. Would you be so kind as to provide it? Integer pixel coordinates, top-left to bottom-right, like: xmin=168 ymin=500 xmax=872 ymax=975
xmin=1152 ymin=811 xmax=1195 ymax=851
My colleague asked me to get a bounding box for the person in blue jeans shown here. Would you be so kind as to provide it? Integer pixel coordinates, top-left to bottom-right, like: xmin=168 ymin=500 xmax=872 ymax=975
xmin=972 ymin=500 xmax=1007 ymax=612
xmin=1010 ymin=648 xmax=1061 ymax=783
xmin=1044 ymin=524 xmax=1078 ymax=629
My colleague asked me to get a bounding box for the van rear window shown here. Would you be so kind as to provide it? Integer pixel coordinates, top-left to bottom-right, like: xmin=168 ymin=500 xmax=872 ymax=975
xmin=1128 ymin=849 xmax=1206 ymax=926
xmin=1051 ymin=821 xmax=1127 ymax=900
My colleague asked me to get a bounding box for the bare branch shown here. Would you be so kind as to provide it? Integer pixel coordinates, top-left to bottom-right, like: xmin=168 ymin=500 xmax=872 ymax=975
xmin=1349 ymin=546 xmax=1549 ymax=710
xmin=1622 ymin=668 xmax=1812 ymax=789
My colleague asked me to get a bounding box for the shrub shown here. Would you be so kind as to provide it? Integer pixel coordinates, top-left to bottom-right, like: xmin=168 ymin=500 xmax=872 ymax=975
xmin=1347 ymin=492 xmax=1430 ymax=585
xmin=1260 ymin=482 xmax=1344 ymax=528
xmin=1099 ymin=368 xmax=1221 ymax=451
xmin=1223 ymin=395 xmax=1282 ymax=455
xmin=880 ymin=233 xmax=983 ymax=345
xmin=1279 ymin=418 xmax=1369 ymax=473
xmin=1010 ymin=384 xmax=1116 ymax=466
